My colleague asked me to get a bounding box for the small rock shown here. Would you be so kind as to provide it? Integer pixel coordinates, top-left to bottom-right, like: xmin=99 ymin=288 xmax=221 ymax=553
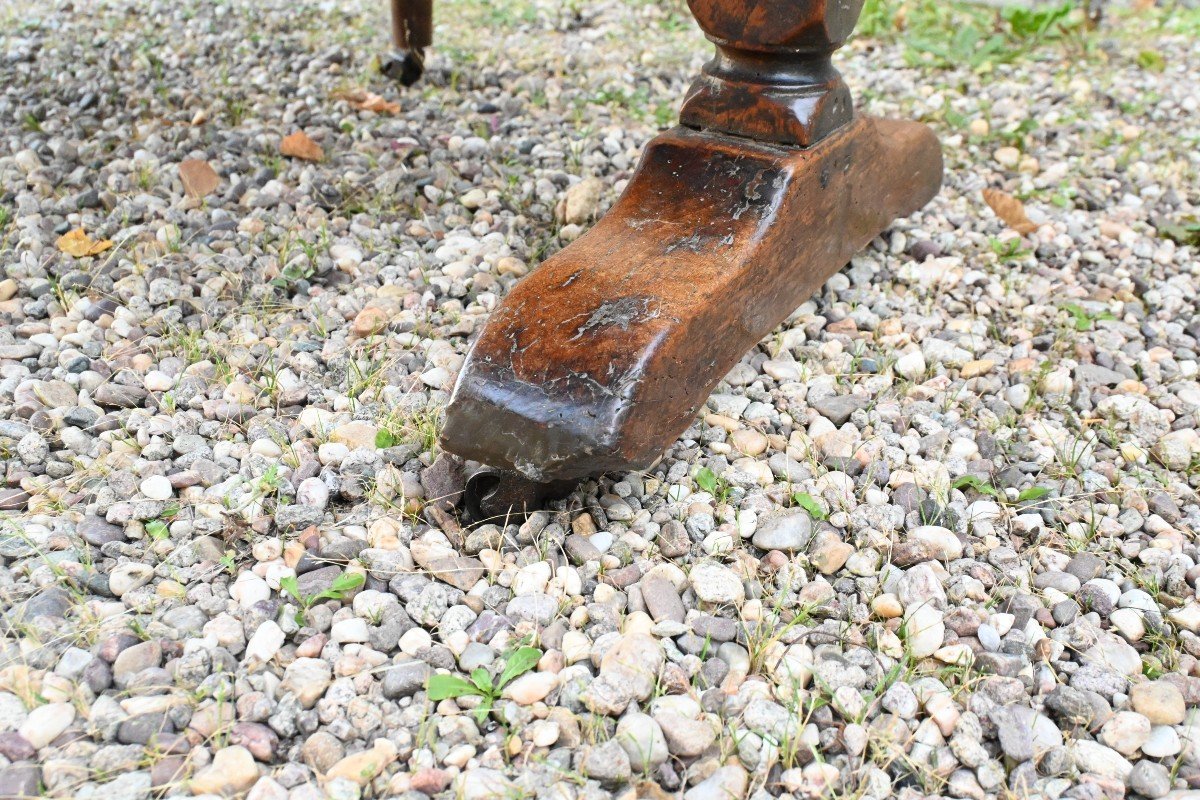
xmin=189 ymin=745 xmax=259 ymax=795
xmin=326 ymin=739 xmax=397 ymax=786
xmin=1129 ymin=760 xmax=1171 ymax=798
xmin=1141 ymin=725 xmax=1181 ymax=758
xmin=1070 ymin=740 xmax=1132 ymax=780
xmin=752 ymin=511 xmax=813 ymax=552
xmin=640 ymin=577 xmax=686 ymax=624
xmin=655 ymin=711 xmax=716 ymax=757
xmin=684 ymin=765 xmax=749 ymax=800
xmin=689 ymin=562 xmax=745 ymax=605
xmin=502 ymin=672 xmax=558 ymax=705
xmin=615 ymin=713 xmax=669 ymax=769
xmin=281 ymin=658 xmax=332 ymax=708
xmin=0 ymin=765 xmax=40 ymax=798
xmin=1129 ymin=681 xmax=1186 ymax=725
xmin=581 ymin=739 xmax=631 ymax=784
xmin=109 ymin=562 xmax=155 ymax=597
xmin=139 ymin=475 xmax=173 ymax=500
xmin=1099 ymin=711 xmax=1151 ymax=756
xmin=558 ymin=178 xmax=604 ymax=225
xmin=19 ymin=703 xmax=75 ymax=749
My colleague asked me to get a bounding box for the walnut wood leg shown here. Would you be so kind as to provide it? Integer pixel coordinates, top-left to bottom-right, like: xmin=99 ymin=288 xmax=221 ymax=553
xmin=442 ymin=0 xmax=943 ymax=513
xmin=383 ymin=0 xmax=432 ymax=86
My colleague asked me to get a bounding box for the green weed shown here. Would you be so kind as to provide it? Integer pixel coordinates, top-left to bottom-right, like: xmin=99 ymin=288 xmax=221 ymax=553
xmin=279 ymin=571 xmax=365 ymax=624
xmin=426 ymin=646 xmax=542 ymax=725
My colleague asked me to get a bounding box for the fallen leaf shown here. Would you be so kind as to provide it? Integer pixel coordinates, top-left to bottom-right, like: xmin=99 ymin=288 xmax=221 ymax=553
xmin=983 ymin=188 xmax=1039 ymax=235
xmin=335 ymin=89 xmax=401 ymax=114
xmin=280 ymin=131 xmax=324 ymax=161
xmin=57 ymin=229 xmax=113 ymax=258
xmin=179 ymin=159 xmax=220 ymax=198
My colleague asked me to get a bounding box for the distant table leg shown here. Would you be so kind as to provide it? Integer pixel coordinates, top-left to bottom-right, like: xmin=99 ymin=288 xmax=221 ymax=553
xmin=382 ymin=0 xmax=432 ymax=85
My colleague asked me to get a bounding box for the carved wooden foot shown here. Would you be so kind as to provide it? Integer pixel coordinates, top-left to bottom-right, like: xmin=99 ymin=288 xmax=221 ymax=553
xmin=442 ymin=0 xmax=943 ymax=504
xmin=383 ymin=0 xmax=431 ymax=86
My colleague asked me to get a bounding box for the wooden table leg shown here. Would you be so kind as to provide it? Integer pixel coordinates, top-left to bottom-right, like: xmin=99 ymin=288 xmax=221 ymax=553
xmin=442 ymin=0 xmax=943 ymax=518
xmin=383 ymin=0 xmax=432 ymax=85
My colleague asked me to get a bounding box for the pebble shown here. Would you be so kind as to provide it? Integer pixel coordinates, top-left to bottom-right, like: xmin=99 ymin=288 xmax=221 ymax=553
xmin=904 ymin=604 xmax=945 ymax=658
xmin=1129 ymin=760 xmax=1171 ymax=798
xmin=616 ymin=713 xmax=669 ymax=768
xmin=1099 ymin=711 xmax=1151 ymax=755
xmin=189 ymin=746 xmax=259 ymax=795
xmin=1129 ymin=681 xmax=1186 ymax=725
xmin=689 ymin=562 xmax=745 ymax=605
xmin=139 ymin=475 xmax=173 ymax=501
xmin=109 ymin=563 xmax=154 ymax=597
xmin=751 ymin=511 xmax=813 ymax=552
xmin=19 ymin=703 xmax=74 ymax=749
xmin=684 ymin=765 xmax=748 ymax=800
xmin=281 ymin=658 xmax=332 ymax=708
xmin=245 ymin=621 xmax=286 ymax=662
xmin=1141 ymin=725 xmax=1181 ymax=758
xmin=502 ymin=672 xmax=558 ymax=704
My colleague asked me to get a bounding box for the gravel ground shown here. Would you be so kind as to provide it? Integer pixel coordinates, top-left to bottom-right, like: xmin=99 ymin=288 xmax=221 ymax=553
xmin=2 ymin=0 xmax=1200 ymax=798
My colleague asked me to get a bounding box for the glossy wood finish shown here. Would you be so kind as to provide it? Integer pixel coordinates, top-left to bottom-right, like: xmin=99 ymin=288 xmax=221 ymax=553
xmin=437 ymin=0 xmax=944 ymax=490
xmin=383 ymin=0 xmax=432 ymax=85
xmin=443 ymin=117 xmax=942 ymax=481
xmin=680 ymin=0 xmax=863 ymax=146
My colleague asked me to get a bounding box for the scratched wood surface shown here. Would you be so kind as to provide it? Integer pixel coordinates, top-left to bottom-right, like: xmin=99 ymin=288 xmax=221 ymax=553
xmin=443 ymin=117 xmax=942 ymax=481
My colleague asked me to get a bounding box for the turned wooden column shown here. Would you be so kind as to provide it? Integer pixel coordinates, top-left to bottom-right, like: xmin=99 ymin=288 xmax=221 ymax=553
xmin=680 ymin=0 xmax=863 ymax=146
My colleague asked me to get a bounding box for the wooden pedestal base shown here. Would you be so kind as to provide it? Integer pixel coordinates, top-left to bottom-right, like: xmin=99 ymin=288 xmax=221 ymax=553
xmin=442 ymin=116 xmax=942 ymax=488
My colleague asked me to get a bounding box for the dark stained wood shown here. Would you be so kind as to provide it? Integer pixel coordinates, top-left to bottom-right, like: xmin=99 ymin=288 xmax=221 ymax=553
xmin=442 ymin=117 xmax=942 ymax=481
xmin=384 ymin=0 xmax=433 ymax=85
xmin=680 ymin=0 xmax=865 ymax=146
xmin=437 ymin=0 xmax=944 ymax=494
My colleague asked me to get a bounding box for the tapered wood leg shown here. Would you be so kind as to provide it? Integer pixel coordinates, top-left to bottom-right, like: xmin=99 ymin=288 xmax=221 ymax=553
xmin=442 ymin=0 xmax=943 ymax=509
xmin=383 ymin=0 xmax=432 ymax=86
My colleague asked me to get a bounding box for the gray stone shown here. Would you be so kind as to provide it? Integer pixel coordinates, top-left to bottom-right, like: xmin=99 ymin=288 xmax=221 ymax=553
xmin=93 ymin=383 xmax=148 ymax=408
xmin=692 ymin=615 xmax=738 ymax=642
xmin=810 ymin=393 xmax=869 ymax=425
xmin=382 ymin=659 xmax=431 ymax=699
xmin=640 ymin=578 xmax=685 ymax=624
xmin=0 ymin=764 xmax=40 ymax=798
xmin=505 ymin=593 xmax=558 ymax=625
xmin=563 ymin=534 xmax=601 ymax=564
xmin=1045 ymin=685 xmax=1106 ymax=728
xmin=1129 ymin=761 xmax=1171 ymax=798
xmin=1065 ymin=553 xmax=1106 ymax=581
xmin=581 ymin=739 xmax=631 ymax=784
xmin=112 ymin=640 xmax=162 ymax=687
xmin=752 ymin=511 xmax=813 ymax=552
xmin=79 ymin=515 xmax=126 ymax=546
xmin=1074 ymin=363 xmax=1125 ymax=388
xmin=274 ymin=504 xmax=324 ymax=532
xmin=615 ymin=713 xmax=668 ymax=770
xmin=1070 ymin=663 xmax=1128 ymax=698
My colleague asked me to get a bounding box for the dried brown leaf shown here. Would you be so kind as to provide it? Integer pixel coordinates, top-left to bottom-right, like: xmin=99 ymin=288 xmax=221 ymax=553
xmin=335 ymin=89 xmax=401 ymax=114
xmin=280 ymin=130 xmax=324 ymax=161
xmin=179 ymin=159 xmax=220 ymax=198
xmin=983 ymin=188 xmax=1039 ymax=235
xmin=56 ymin=229 xmax=113 ymax=258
